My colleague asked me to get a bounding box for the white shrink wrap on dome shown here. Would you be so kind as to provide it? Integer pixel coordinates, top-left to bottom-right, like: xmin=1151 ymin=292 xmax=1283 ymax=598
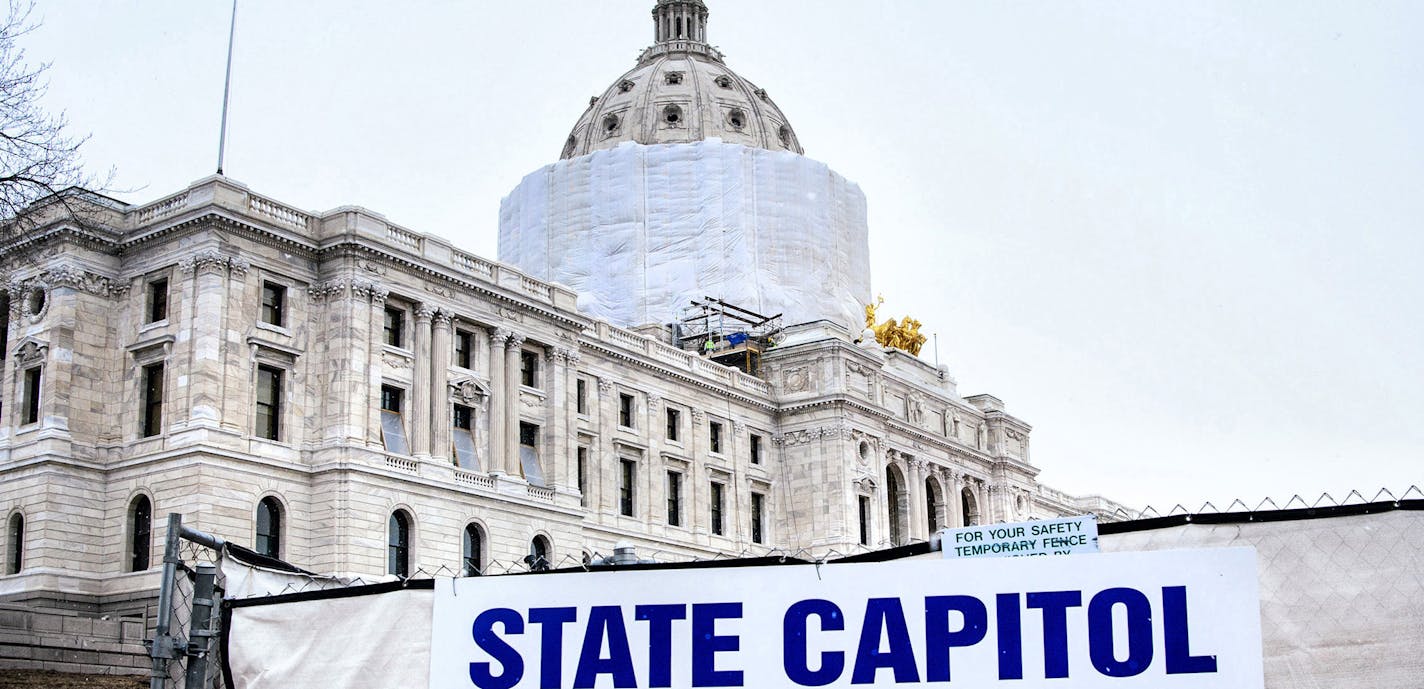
xmin=499 ymin=140 xmax=871 ymax=331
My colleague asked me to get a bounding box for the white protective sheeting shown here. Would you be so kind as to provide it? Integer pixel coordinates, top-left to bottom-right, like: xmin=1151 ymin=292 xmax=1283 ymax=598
xmin=224 ymin=509 xmax=1423 ymax=689
xmin=499 ymin=140 xmax=872 ymax=330
xmin=1099 ymin=509 xmax=1424 ymax=689
xmin=227 ymin=588 xmax=433 ymax=689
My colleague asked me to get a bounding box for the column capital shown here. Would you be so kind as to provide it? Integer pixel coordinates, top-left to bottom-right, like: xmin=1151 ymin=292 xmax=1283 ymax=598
xmin=505 ymin=332 xmax=526 ymax=349
xmin=415 ymin=305 xmax=437 ymax=323
xmin=432 ymin=309 xmax=454 ymax=328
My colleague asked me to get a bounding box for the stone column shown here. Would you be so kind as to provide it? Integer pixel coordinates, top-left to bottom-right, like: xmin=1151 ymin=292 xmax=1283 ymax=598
xmin=410 ymin=306 xmax=434 ymax=458
xmin=690 ymin=408 xmax=706 ymax=536
xmin=907 ymin=458 xmax=927 ymax=542
xmin=504 ymin=332 xmax=525 ymax=477
xmin=560 ymin=348 xmax=582 ymax=493
xmin=547 ymin=346 xmax=568 ymax=489
xmin=597 ymin=378 xmax=617 ymax=514
xmin=180 ymin=252 xmax=234 ymax=427
xmin=364 ymin=284 xmax=390 ymax=448
xmin=430 ymin=310 xmax=453 ymax=462
xmin=487 ymin=328 xmax=507 ymax=475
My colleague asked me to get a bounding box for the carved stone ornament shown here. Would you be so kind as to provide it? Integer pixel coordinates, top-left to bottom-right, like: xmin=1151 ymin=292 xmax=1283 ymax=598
xmin=381 ymin=352 xmax=412 ymax=369
xmin=425 ymin=283 xmax=453 ymax=299
xmin=783 ymin=366 xmax=809 ymax=393
xmin=597 ymin=379 xmax=614 ymax=394
xmin=505 ymin=332 xmax=526 ymax=349
xmin=647 ymin=392 xmax=662 ymax=407
xmin=357 ymin=258 xmax=388 ymax=275
xmin=15 ymin=339 xmax=48 ymax=365
xmin=415 ymin=305 xmax=437 ymax=322
xmin=854 ymin=476 xmax=878 ymax=493
xmin=41 ymin=264 xmax=124 ymax=297
xmin=178 ymin=249 xmax=248 ymax=277
xmin=497 ymin=306 xmax=524 ymax=322
xmin=432 ymin=309 xmax=454 ymax=327
xmin=450 ymin=379 xmax=488 ymax=405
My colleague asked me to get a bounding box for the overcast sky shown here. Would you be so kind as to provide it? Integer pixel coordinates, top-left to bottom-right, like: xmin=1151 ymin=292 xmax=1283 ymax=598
xmin=25 ymin=1 xmax=1421 ymax=511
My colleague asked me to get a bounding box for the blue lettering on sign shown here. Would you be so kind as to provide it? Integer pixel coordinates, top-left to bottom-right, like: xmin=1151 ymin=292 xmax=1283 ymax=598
xmin=995 ymin=593 xmax=1023 ymax=680
xmin=1088 ymin=588 xmax=1154 ymax=677
xmin=783 ymin=599 xmax=845 ymax=687
xmin=1027 ymin=591 xmax=1083 ymax=679
xmin=470 ymin=608 xmax=525 ymax=689
xmin=923 ymin=595 xmax=987 ymax=682
xmin=851 ymin=598 xmax=919 ymax=684
xmin=1163 ymin=586 xmax=1218 ymax=674
xmin=636 ymin=604 xmax=689 ymax=688
xmin=691 ymin=603 xmax=744 ymax=687
xmin=574 ymin=606 xmax=637 ymax=688
xmin=459 ymin=585 xmax=1221 ymax=687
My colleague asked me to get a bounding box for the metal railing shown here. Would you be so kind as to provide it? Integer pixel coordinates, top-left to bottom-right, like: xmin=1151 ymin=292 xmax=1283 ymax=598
xmin=148 ymin=514 xmax=226 ymax=689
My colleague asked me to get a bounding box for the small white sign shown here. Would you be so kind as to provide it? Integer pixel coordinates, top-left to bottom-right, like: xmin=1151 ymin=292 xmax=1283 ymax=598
xmin=942 ymin=515 xmax=1099 ymax=559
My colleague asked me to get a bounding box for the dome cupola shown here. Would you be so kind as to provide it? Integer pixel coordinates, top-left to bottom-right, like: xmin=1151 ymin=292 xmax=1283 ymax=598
xmin=559 ymin=0 xmax=803 ymax=159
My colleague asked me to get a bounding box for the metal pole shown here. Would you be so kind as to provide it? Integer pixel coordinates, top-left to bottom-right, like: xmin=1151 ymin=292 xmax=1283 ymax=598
xmin=184 ymin=564 xmax=219 ymax=689
xmin=215 ymin=0 xmax=238 ymax=175
xmin=149 ymin=513 xmax=184 ymax=689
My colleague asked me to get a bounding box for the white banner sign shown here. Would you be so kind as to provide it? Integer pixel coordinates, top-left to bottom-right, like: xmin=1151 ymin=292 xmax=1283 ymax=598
xmin=942 ymin=515 xmax=1099 ymax=559
xmin=430 ymin=548 xmax=1262 ymax=689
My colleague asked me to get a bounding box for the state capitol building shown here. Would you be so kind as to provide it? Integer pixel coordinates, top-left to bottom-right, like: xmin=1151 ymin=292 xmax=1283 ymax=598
xmin=0 ymin=1 xmax=1127 ymax=614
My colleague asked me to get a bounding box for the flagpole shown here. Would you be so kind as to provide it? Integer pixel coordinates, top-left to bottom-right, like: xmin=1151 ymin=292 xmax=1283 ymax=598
xmin=216 ymin=0 xmax=238 ymax=175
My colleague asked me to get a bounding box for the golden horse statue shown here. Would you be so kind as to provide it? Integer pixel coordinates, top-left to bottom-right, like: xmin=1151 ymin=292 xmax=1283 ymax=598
xmin=863 ymin=296 xmax=927 ymax=356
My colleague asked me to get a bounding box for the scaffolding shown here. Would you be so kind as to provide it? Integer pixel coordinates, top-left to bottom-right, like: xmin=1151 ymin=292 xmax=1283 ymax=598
xmin=676 ymin=297 xmax=783 ymax=376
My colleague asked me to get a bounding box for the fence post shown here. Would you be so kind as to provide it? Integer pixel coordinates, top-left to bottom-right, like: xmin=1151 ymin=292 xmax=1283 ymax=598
xmin=184 ymin=563 xmax=219 ymax=689
xmin=149 ymin=513 xmax=184 ymax=689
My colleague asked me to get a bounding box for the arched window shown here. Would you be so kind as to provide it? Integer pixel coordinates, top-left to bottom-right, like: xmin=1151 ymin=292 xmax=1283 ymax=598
xmin=527 ymin=535 xmax=551 ymax=572
xmin=388 ymin=510 xmax=412 ymax=578
xmin=256 ymin=497 xmax=282 ymax=559
xmin=129 ymin=496 xmax=152 ymax=572
xmin=6 ymin=513 xmax=22 ymax=575
xmin=461 ymin=524 xmax=484 ymax=577
xmin=961 ymin=488 xmax=979 ymax=527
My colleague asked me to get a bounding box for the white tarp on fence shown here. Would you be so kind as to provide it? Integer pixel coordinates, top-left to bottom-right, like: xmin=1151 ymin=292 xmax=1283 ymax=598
xmin=223 ymin=507 xmax=1424 ymax=689
xmin=498 ymin=140 xmax=872 ymax=330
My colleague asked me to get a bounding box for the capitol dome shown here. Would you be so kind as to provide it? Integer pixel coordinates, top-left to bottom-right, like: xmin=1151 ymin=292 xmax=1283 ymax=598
xmin=560 ymin=0 xmax=803 ymax=159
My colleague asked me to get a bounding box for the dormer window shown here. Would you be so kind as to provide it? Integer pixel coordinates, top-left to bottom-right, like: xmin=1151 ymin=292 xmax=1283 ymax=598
xmin=665 ymin=72 xmax=684 ymax=85
xmin=754 ymin=88 xmax=769 ymax=101
xmin=714 ymin=75 xmax=733 ymax=89
xmin=727 ymin=109 xmax=746 ymax=130
xmin=778 ymin=124 xmax=793 ymax=148
xmin=618 ymin=80 xmax=636 ymax=93
xmin=602 ymin=114 xmax=621 ymax=136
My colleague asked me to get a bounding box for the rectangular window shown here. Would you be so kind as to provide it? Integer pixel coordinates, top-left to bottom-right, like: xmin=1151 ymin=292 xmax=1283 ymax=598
xmin=619 ymin=393 xmax=635 ymax=428
xmin=710 ymin=481 xmax=725 ymax=536
xmin=858 ymin=496 xmax=870 ymax=545
xmin=666 ymin=471 xmax=682 ymax=527
xmin=750 ymin=433 xmax=763 ymax=464
xmin=519 ymin=422 xmax=545 ymax=486
xmin=619 ymin=459 xmax=636 ymax=517
xmin=709 ymin=421 xmax=723 ymax=454
xmin=455 ymin=329 xmax=474 ymax=369
xmin=141 ymin=363 xmax=164 ymax=438
xmin=380 ymin=385 xmax=408 ymax=454
xmin=255 ymin=366 xmax=282 ymax=441
xmin=383 ymin=307 xmax=405 ymax=347
xmin=576 ymin=379 xmax=587 ymax=415
xmin=453 ymin=404 xmax=477 ymax=470
xmin=577 ymin=447 xmax=588 ymax=506
xmin=751 ymin=492 xmax=766 ymax=544
xmin=520 ymin=350 xmax=539 ymax=388
xmin=665 ymin=408 xmax=680 ymax=442
xmin=21 ymin=367 xmax=41 ymax=425
xmin=261 ymin=282 xmax=286 ymax=326
xmin=146 ymin=279 xmax=168 ymax=323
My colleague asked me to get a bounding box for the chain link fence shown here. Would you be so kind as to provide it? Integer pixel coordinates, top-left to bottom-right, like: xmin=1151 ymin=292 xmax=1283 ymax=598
xmin=147 ymin=515 xmax=225 ymax=689
xmin=158 ymin=485 xmax=1422 ymax=687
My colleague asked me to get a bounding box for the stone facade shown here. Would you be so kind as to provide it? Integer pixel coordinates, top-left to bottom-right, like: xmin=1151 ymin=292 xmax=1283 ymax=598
xmin=0 ymin=176 xmax=1126 ymax=618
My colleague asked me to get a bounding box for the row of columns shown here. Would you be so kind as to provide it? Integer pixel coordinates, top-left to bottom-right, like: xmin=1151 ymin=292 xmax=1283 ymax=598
xmin=887 ymin=452 xmax=988 ymax=544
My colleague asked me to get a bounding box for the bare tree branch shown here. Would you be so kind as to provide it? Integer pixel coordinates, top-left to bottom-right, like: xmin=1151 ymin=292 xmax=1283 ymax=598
xmin=0 ymin=0 xmax=113 ymax=241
